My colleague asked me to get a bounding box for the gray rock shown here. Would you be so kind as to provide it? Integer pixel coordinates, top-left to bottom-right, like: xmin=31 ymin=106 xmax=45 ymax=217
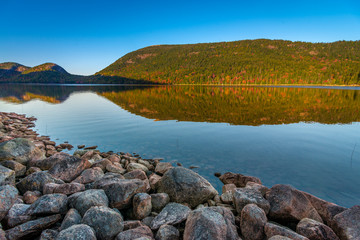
xmin=240 ymin=204 xmax=267 ymax=240
xmin=222 ymin=183 xmax=236 ymax=193
xmin=72 ymin=167 xmax=104 ymax=184
xmin=123 ymin=220 xmax=144 ymax=230
xmin=0 ymin=184 xmax=19 ymax=221
xmin=155 ymin=162 xmax=173 ymax=175
xmin=265 ymin=222 xmax=309 ymax=240
xmin=149 ymin=174 xmax=161 ymax=190
xmin=150 ymin=193 xmax=170 ymax=212
xmin=6 ymin=203 xmax=32 ymax=228
xmin=267 ymin=184 xmax=322 ymax=223
xmin=116 ymin=225 xmax=154 ymax=240
xmin=157 ymin=167 xmax=218 ymax=208
xmin=106 ymin=162 xmax=126 ymax=174
xmin=233 ymin=188 xmax=270 ymax=214
xmin=29 ymin=152 xmax=71 ymax=170
xmin=48 ymin=155 xmax=91 ymax=182
xmin=40 ymin=229 xmax=58 ymax=240
xmin=68 ymin=189 xmax=109 ymax=216
xmin=5 ymin=214 xmax=61 ymax=240
xmin=82 ymin=205 xmax=124 ymax=240
xmin=150 ymin=202 xmax=191 ymax=230
xmin=94 ymin=177 xmax=148 ymax=209
xmin=0 ymin=229 xmax=6 ymax=240
xmin=296 ymin=218 xmax=339 ymax=240
xmin=26 ymin=193 xmax=68 ymax=216
xmin=331 ymin=205 xmax=360 ymax=240
xmin=0 ymin=160 xmax=26 ymax=177
xmin=141 ymin=216 xmax=155 ymax=228
xmin=0 ymin=165 xmax=15 ymax=186
xmin=60 ymin=208 xmax=82 ymax=231
xmin=156 ymin=224 xmax=179 ymax=240
xmin=133 ymin=193 xmax=152 ymax=220
xmin=0 ymin=138 xmax=45 ymax=165
xmin=245 ymin=182 xmax=269 ymax=196
xmin=220 ymin=191 xmax=233 ymax=204
xmin=183 ymin=207 xmax=240 ymax=240
xmin=56 ymin=224 xmax=96 ymax=240
xmin=16 ymin=171 xmax=64 ymax=194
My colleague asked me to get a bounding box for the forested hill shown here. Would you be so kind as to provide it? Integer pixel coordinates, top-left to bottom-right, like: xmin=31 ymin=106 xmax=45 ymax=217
xmin=97 ymin=39 xmax=360 ymax=85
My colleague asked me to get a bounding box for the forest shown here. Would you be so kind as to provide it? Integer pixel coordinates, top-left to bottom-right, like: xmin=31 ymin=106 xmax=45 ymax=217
xmin=97 ymin=39 xmax=360 ymax=85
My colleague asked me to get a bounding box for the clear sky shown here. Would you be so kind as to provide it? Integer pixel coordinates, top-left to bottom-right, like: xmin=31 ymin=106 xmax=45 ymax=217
xmin=1 ymin=0 xmax=359 ymax=75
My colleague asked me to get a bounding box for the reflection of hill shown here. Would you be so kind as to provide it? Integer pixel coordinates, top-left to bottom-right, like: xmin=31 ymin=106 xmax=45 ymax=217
xmin=1 ymin=84 xmax=360 ymax=125
xmin=0 ymin=84 xmax=152 ymax=104
xmin=100 ymin=86 xmax=360 ymax=125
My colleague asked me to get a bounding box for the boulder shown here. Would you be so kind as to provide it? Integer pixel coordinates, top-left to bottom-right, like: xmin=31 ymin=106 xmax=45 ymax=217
xmin=0 ymin=138 xmax=45 ymax=165
xmin=133 ymin=193 xmax=152 ymax=220
xmin=68 ymin=189 xmax=109 ymax=216
xmin=56 ymin=224 xmax=96 ymax=240
xmin=6 ymin=204 xmax=32 ymax=228
xmin=240 ymin=204 xmax=267 ymax=240
xmin=302 ymin=191 xmax=347 ymax=226
xmin=5 ymin=214 xmax=61 ymax=240
xmin=60 ymin=208 xmax=82 ymax=231
xmin=82 ymin=206 xmax=124 ymax=240
xmin=296 ymin=218 xmax=339 ymax=240
xmin=245 ymin=182 xmax=269 ymax=196
xmin=29 ymin=152 xmax=70 ymax=170
xmin=268 ymin=236 xmax=293 ymax=240
xmin=149 ymin=174 xmax=161 ymax=190
xmin=94 ymin=178 xmax=148 ymax=209
xmin=0 ymin=184 xmax=19 ymax=221
xmin=106 ymin=162 xmax=126 ymax=174
xmin=26 ymin=193 xmax=68 ymax=216
xmin=267 ymin=185 xmax=322 ymax=223
xmin=150 ymin=193 xmax=170 ymax=212
xmin=0 ymin=160 xmax=26 ymax=177
xmin=155 ymin=162 xmax=173 ymax=175
xmin=220 ymin=191 xmax=233 ymax=204
xmin=233 ymin=188 xmax=270 ymax=214
xmin=43 ymin=182 xmax=85 ymax=195
xmin=72 ymin=167 xmax=104 ymax=184
xmin=183 ymin=207 xmax=239 ymax=240
xmin=222 ymin=183 xmax=236 ymax=193
xmin=16 ymin=171 xmax=64 ymax=194
xmin=265 ymin=222 xmax=309 ymax=240
xmin=124 ymin=169 xmax=147 ymax=180
xmin=48 ymin=155 xmax=91 ymax=182
xmin=123 ymin=220 xmax=144 ymax=230
xmin=127 ymin=163 xmax=149 ymax=172
xmin=157 ymin=167 xmax=218 ymax=208
xmin=156 ymin=224 xmax=179 ymax=240
xmin=219 ymin=172 xmax=261 ymax=187
xmin=116 ymin=225 xmax=154 ymax=240
xmin=331 ymin=205 xmax=360 ymax=240
xmin=0 ymin=165 xmax=15 ymax=186
xmin=150 ymin=203 xmax=191 ymax=230
xmin=0 ymin=229 xmax=5 ymax=240
xmin=23 ymin=190 xmax=42 ymax=204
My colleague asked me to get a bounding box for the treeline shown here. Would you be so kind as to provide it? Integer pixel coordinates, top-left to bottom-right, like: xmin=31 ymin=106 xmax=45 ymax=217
xmin=97 ymin=39 xmax=360 ymax=85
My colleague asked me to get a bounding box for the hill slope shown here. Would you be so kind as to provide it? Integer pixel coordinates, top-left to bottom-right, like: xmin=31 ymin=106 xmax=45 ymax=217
xmin=97 ymin=39 xmax=360 ymax=85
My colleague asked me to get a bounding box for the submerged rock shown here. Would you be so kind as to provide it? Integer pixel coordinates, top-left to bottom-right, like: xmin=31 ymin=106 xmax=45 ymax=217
xmin=157 ymin=167 xmax=218 ymax=208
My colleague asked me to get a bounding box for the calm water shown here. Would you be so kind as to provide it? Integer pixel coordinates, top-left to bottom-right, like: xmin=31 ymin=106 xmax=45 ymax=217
xmin=0 ymin=84 xmax=360 ymax=207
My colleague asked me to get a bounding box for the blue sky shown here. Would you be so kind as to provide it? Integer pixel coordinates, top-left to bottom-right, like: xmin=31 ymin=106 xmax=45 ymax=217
xmin=1 ymin=0 xmax=359 ymax=75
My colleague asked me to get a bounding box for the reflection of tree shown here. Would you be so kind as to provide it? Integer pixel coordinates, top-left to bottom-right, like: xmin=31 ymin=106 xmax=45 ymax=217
xmin=1 ymin=84 xmax=359 ymax=126
xmin=100 ymin=86 xmax=360 ymax=125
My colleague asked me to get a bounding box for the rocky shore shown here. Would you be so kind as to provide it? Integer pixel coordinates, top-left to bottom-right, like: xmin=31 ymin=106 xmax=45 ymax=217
xmin=0 ymin=111 xmax=359 ymax=240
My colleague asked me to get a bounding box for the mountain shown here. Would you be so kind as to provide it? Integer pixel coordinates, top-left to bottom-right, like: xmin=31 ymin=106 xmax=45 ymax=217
xmin=0 ymin=62 xmax=153 ymax=84
xmin=97 ymin=39 xmax=360 ymax=85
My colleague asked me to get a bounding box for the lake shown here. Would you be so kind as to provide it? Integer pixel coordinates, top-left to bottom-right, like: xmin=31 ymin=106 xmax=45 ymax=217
xmin=0 ymin=84 xmax=359 ymax=207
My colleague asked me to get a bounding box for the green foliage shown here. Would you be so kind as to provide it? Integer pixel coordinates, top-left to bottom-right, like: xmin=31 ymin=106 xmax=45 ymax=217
xmin=97 ymin=39 xmax=360 ymax=85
